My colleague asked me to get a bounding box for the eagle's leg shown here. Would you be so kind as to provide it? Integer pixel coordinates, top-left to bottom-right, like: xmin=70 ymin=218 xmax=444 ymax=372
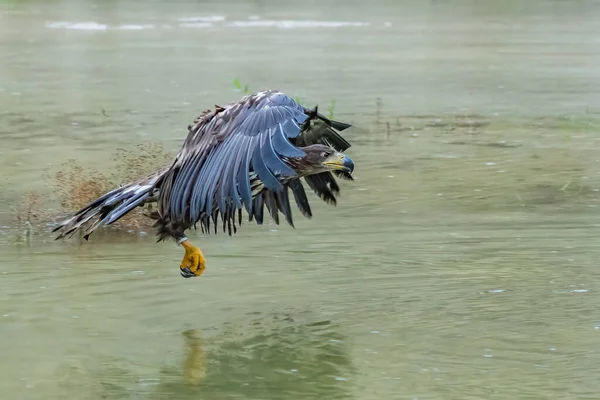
xmin=177 ymin=235 xmax=206 ymax=278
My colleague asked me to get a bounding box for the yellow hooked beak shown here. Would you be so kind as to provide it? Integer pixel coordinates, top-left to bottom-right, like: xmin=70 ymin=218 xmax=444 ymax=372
xmin=322 ymin=152 xmax=355 ymax=173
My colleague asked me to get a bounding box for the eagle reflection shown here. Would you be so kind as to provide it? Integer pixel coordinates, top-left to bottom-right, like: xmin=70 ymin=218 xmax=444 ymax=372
xmin=159 ymin=318 xmax=355 ymax=399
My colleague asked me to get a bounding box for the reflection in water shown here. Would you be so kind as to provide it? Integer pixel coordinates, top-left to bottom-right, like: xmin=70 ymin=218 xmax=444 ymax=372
xmin=181 ymin=330 xmax=207 ymax=385
xmin=155 ymin=319 xmax=353 ymax=400
xmin=71 ymin=317 xmax=354 ymax=400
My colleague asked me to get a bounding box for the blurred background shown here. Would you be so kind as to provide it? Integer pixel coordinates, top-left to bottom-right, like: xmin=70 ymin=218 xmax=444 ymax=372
xmin=2 ymin=0 xmax=600 ymax=399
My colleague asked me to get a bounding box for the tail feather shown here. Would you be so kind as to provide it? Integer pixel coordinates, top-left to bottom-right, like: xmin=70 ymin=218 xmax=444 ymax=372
xmin=53 ymin=168 xmax=168 ymax=240
xmin=81 ymin=190 xmax=151 ymax=240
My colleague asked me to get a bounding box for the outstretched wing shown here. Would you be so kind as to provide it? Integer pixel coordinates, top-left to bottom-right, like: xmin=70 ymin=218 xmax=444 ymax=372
xmin=157 ymin=90 xmax=310 ymax=232
xmin=157 ymin=90 xmax=353 ymax=236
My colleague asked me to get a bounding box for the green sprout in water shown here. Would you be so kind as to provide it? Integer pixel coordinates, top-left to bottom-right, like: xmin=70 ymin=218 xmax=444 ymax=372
xmin=232 ymin=78 xmax=250 ymax=95
xmin=327 ymin=98 xmax=337 ymax=119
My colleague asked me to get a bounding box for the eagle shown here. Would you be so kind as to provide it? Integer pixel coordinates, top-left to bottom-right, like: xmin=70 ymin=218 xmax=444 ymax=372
xmin=53 ymin=90 xmax=355 ymax=278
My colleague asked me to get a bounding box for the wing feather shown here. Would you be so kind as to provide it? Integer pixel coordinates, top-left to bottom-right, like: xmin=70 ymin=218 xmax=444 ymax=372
xmin=305 ymin=173 xmax=337 ymax=206
xmin=237 ymin=141 xmax=254 ymax=213
xmin=263 ymin=191 xmax=279 ymax=225
xmin=252 ymin=140 xmax=282 ymax=191
xmin=261 ymin=128 xmax=297 ymax=177
xmin=276 ymin=187 xmax=294 ymax=227
xmin=272 ymin=124 xmax=306 ymax=158
xmin=252 ymin=195 xmax=264 ymax=224
xmin=289 ymin=179 xmax=312 ymax=218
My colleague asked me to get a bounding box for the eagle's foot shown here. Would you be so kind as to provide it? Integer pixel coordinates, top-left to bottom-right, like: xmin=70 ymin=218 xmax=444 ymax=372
xmin=179 ymin=240 xmax=206 ymax=278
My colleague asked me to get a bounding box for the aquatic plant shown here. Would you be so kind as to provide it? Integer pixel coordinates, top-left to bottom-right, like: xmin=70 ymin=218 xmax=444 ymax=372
xmin=327 ymin=98 xmax=337 ymax=119
xmin=232 ymin=78 xmax=250 ymax=95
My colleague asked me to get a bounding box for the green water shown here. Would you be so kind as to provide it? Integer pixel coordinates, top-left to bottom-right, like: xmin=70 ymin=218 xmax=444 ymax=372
xmin=2 ymin=1 xmax=600 ymax=399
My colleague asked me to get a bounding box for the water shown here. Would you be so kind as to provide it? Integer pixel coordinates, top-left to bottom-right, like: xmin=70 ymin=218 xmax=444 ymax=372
xmin=2 ymin=0 xmax=600 ymax=398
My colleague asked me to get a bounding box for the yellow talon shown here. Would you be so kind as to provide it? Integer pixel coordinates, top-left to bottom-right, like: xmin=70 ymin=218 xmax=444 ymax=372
xmin=180 ymin=240 xmax=206 ymax=278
